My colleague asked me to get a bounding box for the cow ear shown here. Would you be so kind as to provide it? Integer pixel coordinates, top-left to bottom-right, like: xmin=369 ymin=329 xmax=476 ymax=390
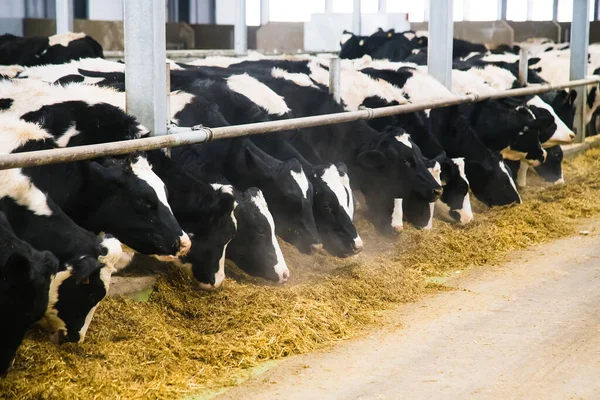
xmin=567 ymin=89 xmax=577 ymax=105
xmin=85 ymin=161 xmax=119 ymax=185
xmin=526 ymin=115 xmax=554 ymax=129
xmin=244 ymin=147 xmax=272 ymax=176
xmin=357 ymin=150 xmax=386 ymax=169
xmin=3 ymin=253 xmax=31 ymax=281
xmin=335 ymin=162 xmax=349 ymax=176
xmin=71 ymin=257 xmax=104 ymax=285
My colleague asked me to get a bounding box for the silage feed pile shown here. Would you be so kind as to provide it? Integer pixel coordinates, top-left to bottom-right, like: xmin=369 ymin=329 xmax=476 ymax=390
xmin=2 ymin=149 xmax=600 ymax=400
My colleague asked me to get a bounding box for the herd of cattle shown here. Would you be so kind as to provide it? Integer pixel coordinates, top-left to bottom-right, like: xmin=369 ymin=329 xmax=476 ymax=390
xmin=0 ymin=30 xmax=595 ymax=374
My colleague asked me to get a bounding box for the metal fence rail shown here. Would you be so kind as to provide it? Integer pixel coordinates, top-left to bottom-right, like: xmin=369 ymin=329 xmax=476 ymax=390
xmin=1 ymin=77 xmax=599 ymax=171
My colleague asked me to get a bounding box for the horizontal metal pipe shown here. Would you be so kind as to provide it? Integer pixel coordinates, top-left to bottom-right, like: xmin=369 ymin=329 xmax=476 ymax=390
xmin=0 ymin=77 xmax=598 ymax=171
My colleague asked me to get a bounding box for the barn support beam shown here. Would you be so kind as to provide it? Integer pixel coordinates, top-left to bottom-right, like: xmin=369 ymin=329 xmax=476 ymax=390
xmin=124 ymin=0 xmax=168 ymax=136
xmin=553 ymin=0 xmax=559 ymax=20
xmin=325 ymin=0 xmax=334 ymax=13
xmin=329 ymin=57 xmax=341 ymax=104
xmin=378 ymin=0 xmax=387 ymax=13
xmin=167 ymin=0 xmax=179 ymax=22
xmin=518 ymin=48 xmax=528 ymax=85
xmin=234 ymin=0 xmax=247 ymax=55
xmin=428 ymin=0 xmax=453 ymax=89
xmin=260 ymin=0 xmax=269 ymax=25
xmin=55 ymin=0 xmax=73 ymax=34
xmin=353 ymin=0 xmax=361 ymax=35
xmin=498 ymin=0 xmax=507 ymax=20
xmin=570 ymin=0 xmax=591 ymax=143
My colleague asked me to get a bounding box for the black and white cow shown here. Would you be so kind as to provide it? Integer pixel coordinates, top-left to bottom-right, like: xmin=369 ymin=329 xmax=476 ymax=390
xmin=0 ymin=116 xmax=123 ymax=344
xmin=249 ymin=134 xmax=363 ymax=256
xmin=0 ymin=32 xmax=103 ymax=67
xmin=11 ymin=73 xmax=291 ymax=284
xmin=0 ymin=211 xmax=59 ymax=374
xmin=0 ymin=79 xmax=192 ymax=260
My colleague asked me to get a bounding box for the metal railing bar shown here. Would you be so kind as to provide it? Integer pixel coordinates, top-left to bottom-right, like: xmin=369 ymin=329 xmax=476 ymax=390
xmin=0 ymin=77 xmax=598 ymax=170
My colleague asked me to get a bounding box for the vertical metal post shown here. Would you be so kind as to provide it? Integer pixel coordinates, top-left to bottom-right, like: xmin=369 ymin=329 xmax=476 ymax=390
xmin=260 ymin=0 xmax=270 ymax=25
xmin=124 ymin=0 xmax=168 ymax=136
xmin=518 ymin=48 xmax=528 ymax=85
xmin=498 ymin=0 xmax=507 ymax=20
xmin=570 ymin=0 xmax=591 ymax=143
xmin=168 ymin=0 xmax=179 ymax=22
xmin=234 ymin=0 xmax=247 ymax=55
xmin=353 ymin=0 xmax=361 ymax=35
xmin=325 ymin=0 xmax=334 ymax=13
xmin=55 ymin=0 xmax=73 ymax=34
xmin=378 ymin=0 xmax=387 ymax=12
xmin=329 ymin=57 xmax=341 ymax=104
xmin=428 ymin=0 xmax=453 ymax=89
xmin=553 ymin=0 xmax=559 ymax=20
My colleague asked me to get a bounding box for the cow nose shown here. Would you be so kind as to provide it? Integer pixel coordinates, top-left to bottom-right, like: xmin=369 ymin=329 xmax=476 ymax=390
xmin=49 ymin=330 xmax=67 ymax=345
xmin=279 ymin=268 xmax=290 ymax=283
xmin=176 ymin=232 xmax=192 ymax=257
xmin=310 ymin=243 xmax=324 ymax=254
xmin=352 ymin=236 xmax=364 ymax=253
xmin=569 ymin=131 xmax=576 ymax=140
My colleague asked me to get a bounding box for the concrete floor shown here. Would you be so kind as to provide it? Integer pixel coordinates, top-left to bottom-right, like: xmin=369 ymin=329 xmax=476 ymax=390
xmin=216 ymin=221 xmax=600 ymax=400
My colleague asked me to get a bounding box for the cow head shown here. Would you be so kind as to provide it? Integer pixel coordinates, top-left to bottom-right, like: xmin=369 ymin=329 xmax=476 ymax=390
xmin=435 ymin=158 xmax=473 ymax=224
xmin=81 ymin=156 xmax=190 ymax=259
xmin=311 ymin=163 xmax=362 ymax=257
xmin=227 ymin=187 xmax=290 ymax=283
xmin=0 ymin=214 xmax=58 ymax=374
xmin=534 ymin=145 xmax=564 ymax=184
xmin=176 ymin=184 xmax=237 ymax=290
xmin=586 ymin=74 xmax=600 ymax=125
xmin=354 ymin=130 xmax=442 ymax=234
xmin=465 ymin=152 xmax=522 ymax=207
xmin=526 ymin=96 xmax=575 ymax=147
xmin=243 ymin=147 xmax=321 ymax=254
xmin=39 ymin=234 xmax=122 ymax=345
xmin=339 ymin=30 xmax=368 ymax=60
xmin=501 ymin=106 xmax=548 ymax=167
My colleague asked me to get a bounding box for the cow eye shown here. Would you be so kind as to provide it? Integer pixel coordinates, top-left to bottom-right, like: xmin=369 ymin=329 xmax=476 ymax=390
xmin=403 ymin=159 xmax=413 ymax=167
xmin=256 ymin=226 xmax=266 ymax=235
xmin=81 ymin=278 xmax=90 ymax=285
xmin=137 ymin=199 xmax=154 ymax=209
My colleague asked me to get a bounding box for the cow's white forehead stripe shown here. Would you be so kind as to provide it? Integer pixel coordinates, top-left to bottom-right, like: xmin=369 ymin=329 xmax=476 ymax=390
xmin=452 ymin=157 xmax=469 ymax=185
xmin=251 ymin=190 xmax=288 ymax=281
xmin=320 ymin=165 xmax=354 ymax=220
xmin=391 ymin=198 xmax=403 ymax=230
xmin=395 ymin=133 xmax=412 ymax=148
xmin=130 ymin=157 xmax=172 ymax=212
xmin=339 ymin=172 xmax=354 ymax=219
xmin=498 ymin=161 xmax=522 ymax=203
xmin=290 ymin=168 xmax=310 ymax=200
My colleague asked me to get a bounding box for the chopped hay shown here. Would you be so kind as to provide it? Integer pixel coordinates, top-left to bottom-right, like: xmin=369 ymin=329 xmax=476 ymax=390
xmin=2 ymin=149 xmax=600 ymax=399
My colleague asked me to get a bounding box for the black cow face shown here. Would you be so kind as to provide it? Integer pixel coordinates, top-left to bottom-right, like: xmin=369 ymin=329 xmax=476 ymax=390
xmin=550 ymin=90 xmax=577 ymax=129
xmin=504 ymin=107 xmax=548 ymax=166
xmin=465 ymin=153 xmax=522 ymax=207
xmin=244 ymin=149 xmax=321 ymax=254
xmin=311 ymin=163 xmax=362 ymax=258
xmin=177 ymin=185 xmax=237 ymax=289
xmin=38 ymin=234 xmax=121 ymax=345
xmin=82 ymin=156 xmax=190 ymax=258
xmin=435 ymin=158 xmax=473 ymax=224
xmin=355 ymin=131 xmax=442 ymax=234
xmin=0 ymin=220 xmax=58 ymax=374
xmin=339 ymin=30 xmax=368 ymax=60
xmin=534 ymin=145 xmax=564 ymax=184
xmin=227 ymin=188 xmax=290 ymax=283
